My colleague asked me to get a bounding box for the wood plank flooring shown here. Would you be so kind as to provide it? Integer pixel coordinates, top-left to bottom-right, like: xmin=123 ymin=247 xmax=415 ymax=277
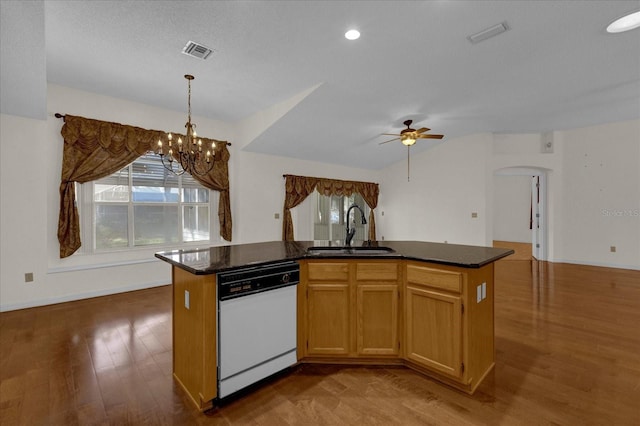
xmin=492 ymin=241 xmax=533 ymax=261
xmin=1 ymin=261 xmax=639 ymax=425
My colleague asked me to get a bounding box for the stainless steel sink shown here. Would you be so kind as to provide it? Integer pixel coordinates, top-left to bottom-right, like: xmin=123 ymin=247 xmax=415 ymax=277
xmin=306 ymin=246 xmax=396 ymax=256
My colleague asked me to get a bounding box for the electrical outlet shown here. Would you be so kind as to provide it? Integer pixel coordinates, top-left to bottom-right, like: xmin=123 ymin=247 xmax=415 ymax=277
xmin=471 ymin=212 xmax=478 ymax=218
xmin=274 ymin=213 xmax=280 ymax=219
xmin=25 ymin=272 xmax=34 ymax=282
xmin=477 ymin=285 xmax=482 ymax=303
xmin=610 ymin=246 xmax=616 ymax=253
xmin=481 ymin=282 xmax=486 ymax=300
xmin=184 ymin=290 xmax=190 ymax=309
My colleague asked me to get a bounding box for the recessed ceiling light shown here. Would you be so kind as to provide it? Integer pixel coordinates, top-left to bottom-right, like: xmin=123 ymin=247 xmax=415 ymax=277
xmin=345 ymin=29 xmax=360 ymax=40
xmin=607 ymin=10 xmax=640 ymax=33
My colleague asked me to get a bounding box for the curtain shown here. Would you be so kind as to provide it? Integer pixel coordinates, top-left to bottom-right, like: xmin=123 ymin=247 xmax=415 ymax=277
xmin=282 ymin=175 xmax=318 ymax=241
xmin=282 ymin=174 xmax=379 ymax=241
xmin=58 ymin=115 xmax=232 ymax=258
xmin=191 ymin=148 xmax=232 ymax=242
xmin=355 ymin=181 xmax=379 ymax=242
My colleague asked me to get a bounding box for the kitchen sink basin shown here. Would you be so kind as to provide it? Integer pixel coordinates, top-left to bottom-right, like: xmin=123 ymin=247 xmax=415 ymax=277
xmin=306 ymin=246 xmax=396 ymax=256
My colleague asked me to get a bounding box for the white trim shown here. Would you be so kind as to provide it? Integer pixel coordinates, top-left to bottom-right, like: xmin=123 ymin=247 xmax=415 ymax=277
xmin=494 ymin=167 xmax=549 ymax=176
xmin=47 ymin=257 xmax=161 ymax=274
xmin=493 ymin=167 xmax=549 ymax=262
xmin=551 ymin=259 xmax=640 ymax=272
xmin=81 ymin=154 xmax=219 ymax=253
xmin=0 ymin=280 xmax=170 ymax=312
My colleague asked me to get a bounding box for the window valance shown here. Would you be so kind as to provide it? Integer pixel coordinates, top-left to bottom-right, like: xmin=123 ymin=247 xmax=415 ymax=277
xmin=282 ymin=174 xmax=379 ymax=241
xmin=57 ymin=114 xmax=232 ymax=258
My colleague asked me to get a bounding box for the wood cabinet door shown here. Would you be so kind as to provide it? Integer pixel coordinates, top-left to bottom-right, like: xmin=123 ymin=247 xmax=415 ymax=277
xmin=405 ymin=285 xmax=463 ymax=379
xmin=307 ymin=283 xmax=350 ymax=355
xmin=357 ymin=284 xmax=399 ymax=355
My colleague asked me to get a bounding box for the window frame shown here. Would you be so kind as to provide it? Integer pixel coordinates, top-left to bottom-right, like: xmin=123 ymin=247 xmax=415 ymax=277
xmin=312 ymin=191 xmax=369 ymax=242
xmin=78 ymin=154 xmax=219 ymax=254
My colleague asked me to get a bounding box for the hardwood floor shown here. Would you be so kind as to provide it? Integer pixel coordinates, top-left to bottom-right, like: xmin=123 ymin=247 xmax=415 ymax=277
xmin=1 ymin=261 xmax=639 ymax=425
xmin=492 ymin=241 xmax=533 ymax=261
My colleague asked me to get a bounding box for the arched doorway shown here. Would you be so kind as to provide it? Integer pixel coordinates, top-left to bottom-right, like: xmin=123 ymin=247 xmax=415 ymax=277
xmin=494 ymin=167 xmax=550 ymax=261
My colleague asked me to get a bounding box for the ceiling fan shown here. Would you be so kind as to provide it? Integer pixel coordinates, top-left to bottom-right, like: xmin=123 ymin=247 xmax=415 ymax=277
xmin=379 ymin=119 xmax=444 ymax=146
xmin=379 ymin=120 xmax=444 ymax=181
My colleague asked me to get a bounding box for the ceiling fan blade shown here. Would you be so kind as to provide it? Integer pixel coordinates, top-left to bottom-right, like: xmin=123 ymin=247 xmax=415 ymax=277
xmin=416 ymin=127 xmax=430 ymax=134
xmin=417 ymin=134 xmax=444 ymax=139
xmin=381 ymin=133 xmax=402 ymax=136
xmin=379 ymin=137 xmax=400 ymax=144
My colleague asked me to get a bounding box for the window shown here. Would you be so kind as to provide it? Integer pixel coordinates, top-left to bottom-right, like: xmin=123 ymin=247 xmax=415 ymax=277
xmin=85 ymin=153 xmax=216 ymax=251
xmin=314 ymin=192 xmax=369 ymax=242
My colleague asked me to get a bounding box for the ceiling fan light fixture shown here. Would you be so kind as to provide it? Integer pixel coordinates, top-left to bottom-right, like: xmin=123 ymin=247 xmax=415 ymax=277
xmin=402 ymin=136 xmax=416 ymax=146
xmin=606 ymin=10 xmax=640 ymax=33
xmin=379 ymin=120 xmax=444 ymax=182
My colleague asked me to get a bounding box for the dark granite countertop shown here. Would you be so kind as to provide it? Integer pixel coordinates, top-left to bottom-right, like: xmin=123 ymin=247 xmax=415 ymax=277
xmin=155 ymin=240 xmax=514 ymax=275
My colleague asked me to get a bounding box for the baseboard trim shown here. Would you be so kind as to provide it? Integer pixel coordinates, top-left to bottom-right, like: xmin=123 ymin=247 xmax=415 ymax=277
xmin=0 ymin=280 xmax=170 ymax=312
xmin=4 ymin=259 xmax=636 ymax=313
xmin=548 ymin=259 xmax=639 ymax=272
xmin=47 ymin=257 xmax=161 ymax=274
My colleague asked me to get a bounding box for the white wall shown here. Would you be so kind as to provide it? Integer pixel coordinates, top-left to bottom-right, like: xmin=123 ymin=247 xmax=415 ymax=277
xmin=0 ymin=85 xmax=378 ymax=311
xmin=492 ymin=132 xmax=564 ymax=261
xmin=378 ymin=133 xmax=493 ymax=246
xmin=493 ymin=175 xmax=533 ymax=243
xmin=2 ymin=85 xmax=638 ymax=311
xmin=231 ymin=150 xmax=379 ymax=244
xmin=560 ymin=120 xmax=640 ymax=269
xmin=231 ymin=93 xmax=381 ymax=244
xmin=380 ymin=123 xmax=639 ymax=270
xmin=1 ymin=114 xmax=49 ymax=308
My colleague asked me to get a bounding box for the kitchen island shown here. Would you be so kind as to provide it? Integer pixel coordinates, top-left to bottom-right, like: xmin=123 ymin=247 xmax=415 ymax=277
xmin=156 ymin=241 xmax=513 ymax=410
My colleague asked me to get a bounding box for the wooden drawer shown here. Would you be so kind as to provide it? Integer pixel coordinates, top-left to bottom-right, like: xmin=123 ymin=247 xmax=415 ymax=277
xmin=406 ymin=265 xmax=462 ymax=293
xmin=308 ymin=262 xmax=349 ymax=281
xmin=356 ymin=262 xmax=398 ymax=281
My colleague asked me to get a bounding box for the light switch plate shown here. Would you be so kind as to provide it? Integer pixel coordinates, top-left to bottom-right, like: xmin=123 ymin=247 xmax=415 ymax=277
xmin=185 ymin=290 xmax=190 ymax=309
xmin=481 ymin=282 xmax=486 ymax=300
xmin=477 ymin=285 xmax=482 ymax=303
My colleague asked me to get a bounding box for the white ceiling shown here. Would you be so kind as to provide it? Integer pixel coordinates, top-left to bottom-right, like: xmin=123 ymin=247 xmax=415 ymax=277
xmin=1 ymin=1 xmax=639 ymax=169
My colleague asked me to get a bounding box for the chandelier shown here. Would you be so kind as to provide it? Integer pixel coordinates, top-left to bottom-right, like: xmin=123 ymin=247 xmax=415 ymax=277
xmin=156 ymin=74 xmax=215 ymax=176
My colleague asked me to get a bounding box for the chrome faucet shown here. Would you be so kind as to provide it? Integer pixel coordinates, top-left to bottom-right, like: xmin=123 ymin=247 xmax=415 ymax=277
xmin=345 ymin=204 xmax=367 ymax=247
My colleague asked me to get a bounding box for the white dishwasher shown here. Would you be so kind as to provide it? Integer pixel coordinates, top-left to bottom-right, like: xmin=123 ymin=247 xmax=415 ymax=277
xmin=217 ymin=261 xmax=299 ymax=399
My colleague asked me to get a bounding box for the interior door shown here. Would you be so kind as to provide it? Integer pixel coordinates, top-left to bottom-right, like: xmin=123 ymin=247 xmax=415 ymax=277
xmin=531 ymin=176 xmax=540 ymax=260
xmin=531 ymin=174 xmax=547 ymax=261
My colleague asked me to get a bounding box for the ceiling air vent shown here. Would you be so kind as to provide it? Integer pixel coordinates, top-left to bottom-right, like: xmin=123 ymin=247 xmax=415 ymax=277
xmin=182 ymin=41 xmax=213 ymax=60
xmin=467 ymin=22 xmax=509 ymax=44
